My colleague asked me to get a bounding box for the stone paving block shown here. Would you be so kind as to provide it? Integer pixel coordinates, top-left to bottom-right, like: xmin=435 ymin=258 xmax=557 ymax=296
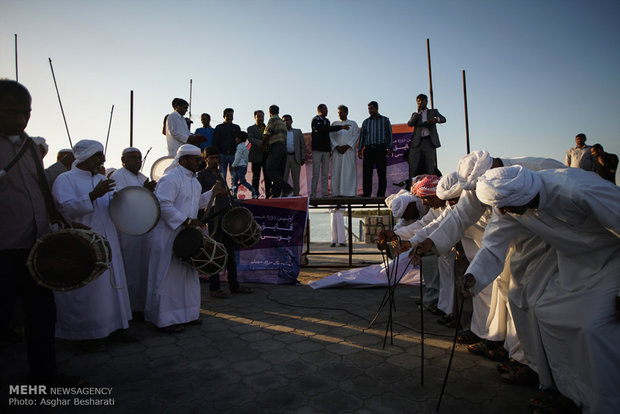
xmin=342 ymin=350 xmax=386 ymax=369
xmin=260 ymin=348 xmax=301 ymax=364
xmin=208 ymin=386 xmax=257 ymax=411
xmin=299 ymin=349 xmax=341 ymax=368
xmin=241 ymin=370 xmax=291 ymax=393
xmin=339 ymin=375 xmax=390 ymax=398
xmin=272 ymin=359 xmax=317 ymax=379
xmin=273 ymin=332 xmax=309 ymax=343
xmin=248 ymin=338 xmax=287 ymax=353
xmin=140 ymin=334 xmax=178 ymax=347
xmin=363 ymin=393 xmax=418 ymax=414
xmin=325 ymin=342 xmax=363 ymax=356
xmin=231 ymin=358 xmax=272 ymax=376
xmin=107 ymin=342 xmax=147 ymax=356
xmin=365 ymin=364 xmax=412 ymax=384
xmin=291 ymin=372 xmax=338 ymax=396
xmin=144 ymin=343 xmax=181 ymax=359
xmin=193 ymin=368 xmax=242 ymax=392
xmin=311 ymin=389 xmax=364 ymax=414
xmin=345 ymin=332 xmax=384 ymax=347
xmin=239 ymin=330 xmax=273 ymax=342
xmin=319 ymin=361 xmax=363 ymax=381
xmin=287 ymin=339 xmax=326 ymax=354
xmin=219 ymin=348 xmax=260 ymax=364
xmin=255 ymin=388 xmax=307 ymax=413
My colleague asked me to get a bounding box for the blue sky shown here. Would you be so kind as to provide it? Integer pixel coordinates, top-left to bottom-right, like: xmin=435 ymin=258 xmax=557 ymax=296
xmin=2 ymin=0 xmax=619 ymax=178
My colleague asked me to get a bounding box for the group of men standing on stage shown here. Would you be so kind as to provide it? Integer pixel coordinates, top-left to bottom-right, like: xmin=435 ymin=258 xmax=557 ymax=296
xmin=379 ymin=147 xmax=618 ymax=414
xmin=164 ymin=94 xmax=447 ymax=199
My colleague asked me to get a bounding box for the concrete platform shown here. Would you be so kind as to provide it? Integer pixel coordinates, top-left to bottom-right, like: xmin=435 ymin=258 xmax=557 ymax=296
xmin=2 ymin=271 xmax=535 ymax=413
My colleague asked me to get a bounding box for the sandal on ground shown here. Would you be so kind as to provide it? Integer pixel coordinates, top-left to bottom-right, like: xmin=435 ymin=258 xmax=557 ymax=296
xmin=437 ymin=314 xmax=455 ymax=325
xmin=530 ymin=389 xmax=581 ymax=414
xmin=500 ymin=365 xmax=539 ymax=387
xmin=210 ymin=290 xmax=229 ymax=298
xmin=427 ymin=304 xmax=445 ymax=316
xmin=467 ymin=341 xmax=489 ymax=355
xmin=158 ymin=324 xmax=184 ymax=333
xmin=496 ymin=358 xmax=526 ymax=374
xmin=184 ymin=319 xmax=202 ymax=326
xmin=232 ymin=286 xmax=252 ymax=294
xmin=457 ymin=330 xmax=481 ymax=345
xmin=528 ymin=389 xmax=561 ymax=410
xmin=486 ymin=346 xmax=509 ymax=361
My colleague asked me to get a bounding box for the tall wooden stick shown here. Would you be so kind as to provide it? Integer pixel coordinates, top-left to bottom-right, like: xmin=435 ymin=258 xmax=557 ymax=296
xmin=14 ymin=34 xmax=18 ymax=82
xmin=48 ymin=58 xmax=73 ymax=148
xmin=426 ymin=38 xmax=434 ymax=109
xmin=463 ymin=70 xmax=471 ymax=154
xmin=189 ymin=79 xmax=193 ymax=120
xmin=104 ymin=105 xmax=114 ymax=155
xmin=130 ymin=90 xmax=134 ymax=147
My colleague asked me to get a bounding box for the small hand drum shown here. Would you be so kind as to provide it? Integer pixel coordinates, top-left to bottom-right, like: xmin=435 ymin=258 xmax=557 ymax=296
xmin=221 ymin=207 xmax=261 ymax=248
xmin=173 ymin=227 xmax=228 ymax=276
xmin=150 ymin=156 xmax=175 ymax=181
xmin=110 ymin=186 xmax=161 ymax=235
xmin=27 ymin=228 xmax=111 ymax=291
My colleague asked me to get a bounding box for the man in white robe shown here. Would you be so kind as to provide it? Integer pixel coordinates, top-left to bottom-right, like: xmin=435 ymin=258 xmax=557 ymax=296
xmin=109 ymin=148 xmax=157 ymax=315
xmin=52 ymin=140 xmax=134 ymax=349
xmin=330 ymin=105 xmax=359 ymax=196
xmin=145 ymin=145 xmax=224 ymax=332
xmin=467 ymin=165 xmax=620 ymax=414
xmin=413 ymin=151 xmax=565 ymax=372
xmin=329 ymin=208 xmax=346 ymax=247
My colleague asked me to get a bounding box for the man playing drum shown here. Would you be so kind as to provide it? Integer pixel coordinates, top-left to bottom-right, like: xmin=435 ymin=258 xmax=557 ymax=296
xmin=52 ymin=139 xmax=136 ymax=351
xmin=197 ymin=146 xmax=253 ymax=298
xmin=110 ymin=148 xmax=156 ymax=318
xmin=145 ymin=144 xmax=227 ymax=332
xmin=0 ymin=80 xmax=83 ymax=385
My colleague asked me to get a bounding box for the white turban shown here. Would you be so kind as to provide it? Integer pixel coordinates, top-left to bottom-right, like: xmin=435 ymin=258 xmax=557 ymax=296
xmin=175 ymin=144 xmax=201 ymax=160
xmin=122 ymin=147 xmax=141 ymax=155
xmin=436 ymin=172 xmax=462 ymax=200
xmin=385 ymin=190 xmax=418 ymax=219
xmin=476 ymin=165 xmax=541 ymax=207
xmin=73 ymin=139 xmax=104 ymax=163
xmin=32 ymin=136 xmax=48 ymax=155
xmin=457 ymin=150 xmax=493 ymax=190
xmin=58 ymin=148 xmax=73 ymax=154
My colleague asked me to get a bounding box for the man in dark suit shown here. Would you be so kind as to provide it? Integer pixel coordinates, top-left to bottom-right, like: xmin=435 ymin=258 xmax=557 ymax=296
xmin=407 ymin=93 xmax=446 ymax=179
xmin=282 ymin=114 xmax=306 ymax=195
xmin=247 ymin=110 xmax=269 ymax=198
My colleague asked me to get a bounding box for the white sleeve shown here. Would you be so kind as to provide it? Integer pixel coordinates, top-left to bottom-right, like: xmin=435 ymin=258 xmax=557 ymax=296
xmin=155 ymin=176 xmax=186 ymax=229
xmin=52 ymin=174 xmax=95 ymax=219
xmin=167 ymin=114 xmax=190 ymax=144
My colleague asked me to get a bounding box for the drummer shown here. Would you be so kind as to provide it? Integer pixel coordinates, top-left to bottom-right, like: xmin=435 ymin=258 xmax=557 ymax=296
xmin=110 ymin=148 xmax=156 ymax=318
xmin=0 ymin=80 xmax=84 ymax=386
xmin=145 ymin=144 xmax=227 ymax=332
xmin=197 ymin=146 xmax=253 ymax=298
xmin=52 ymin=139 xmax=136 ymax=351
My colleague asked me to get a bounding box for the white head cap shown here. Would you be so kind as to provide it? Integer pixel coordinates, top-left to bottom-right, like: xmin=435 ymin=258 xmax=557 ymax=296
xmin=476 ymin=165 xmax=541 ymax=208
xmin=457 ymin=150 xmax=493 ymax=190
xmin=73 ymin=140 xmax=104 ymax=163
xmin=436 ymin=172 xmax=462 ymax=200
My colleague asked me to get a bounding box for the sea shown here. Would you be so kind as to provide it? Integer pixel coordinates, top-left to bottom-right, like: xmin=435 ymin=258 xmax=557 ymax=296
xmin=307 ymin=209 xmax=364 ymax=242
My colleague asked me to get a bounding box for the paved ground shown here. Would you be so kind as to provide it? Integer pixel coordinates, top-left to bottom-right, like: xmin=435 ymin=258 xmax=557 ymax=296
xmin=2 ymin=265 xmax=537 ymax=414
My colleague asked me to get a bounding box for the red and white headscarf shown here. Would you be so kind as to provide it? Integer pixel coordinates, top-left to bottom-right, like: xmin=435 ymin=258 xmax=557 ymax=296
xmin=412 ymin=174 xmax=440 ymax=198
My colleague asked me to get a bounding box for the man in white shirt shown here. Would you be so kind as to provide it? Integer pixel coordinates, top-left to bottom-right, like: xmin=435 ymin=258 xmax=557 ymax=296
xmin=109 ymin=148 xmax=156 ymax=316
xmin=165 ymin=98 xmax=205 ymax=156
xmin=565 ymin=133 xmax=593 ymax=170
xmin=52 ymin=140 xmax=135 ymax=351
xmin=145 ymin=145 xmax=225 ymax=332
xmin=330 ymin=105 xmax=359 ymax=197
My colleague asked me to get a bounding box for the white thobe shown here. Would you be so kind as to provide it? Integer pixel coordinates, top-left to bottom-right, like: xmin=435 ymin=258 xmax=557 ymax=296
xmin=145 ymin=165 xmax=213 ymax=327
xmin=330 ymin=120 xmax=359 ymax=196
xmin=166 ymin=111 xmax=191 ymax=157
xmin=468 ymin=168 xmax=620 ymax=414
xmin=396 ymin=206 xmax=456 ymax=315
xmin=52 ymin=168 xmax=132 ymax=340
xmin=329 ymin=208 xmax=346 ymax=244
xmin=109 ymin=167 xmax=150 ymax=313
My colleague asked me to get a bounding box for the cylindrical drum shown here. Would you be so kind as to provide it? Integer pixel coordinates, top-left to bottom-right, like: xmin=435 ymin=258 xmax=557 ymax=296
xmin=221 ymin=207 xmax=261 ymax=248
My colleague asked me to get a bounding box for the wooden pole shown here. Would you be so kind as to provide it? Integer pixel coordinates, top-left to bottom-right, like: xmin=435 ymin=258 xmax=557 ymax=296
xmin=104 ymin=105 xmax=114 ymax=155
xmin=48 ymin=58 xmax=73 ymax=148
xmin=426 ymin=38 xmax=434 ymax=109
xmin=14 ymin=34 xmax=18 ymax=82
xmin=462 ymin=70 xmax=471 ymax=154
xmin=130 ymin=90 xmax=134 ymax=147
xmin=189 ymin=79 xmax=193 ymax=120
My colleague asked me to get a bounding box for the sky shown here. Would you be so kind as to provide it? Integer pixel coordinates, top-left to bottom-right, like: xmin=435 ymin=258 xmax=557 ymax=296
xmin=2 ymin=0 xmax=619 ymax=179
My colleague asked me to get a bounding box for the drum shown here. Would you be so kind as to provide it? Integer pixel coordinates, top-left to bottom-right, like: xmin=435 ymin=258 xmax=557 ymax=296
xmin=150 ymin=156 xmax=175 ymax=181
xmin=173 ymin=227 xmax=228 ymax=276
xmin=27 ymin=228 xmax=111 ymax=291
xmin=221 ymin=207 xmax=262 ymax=248
xmin=110 ymin=186 xmax=161 ymax=235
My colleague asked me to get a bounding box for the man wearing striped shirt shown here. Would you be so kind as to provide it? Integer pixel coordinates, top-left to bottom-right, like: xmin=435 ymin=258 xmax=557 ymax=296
xmin=358 ymin=101 xmax=393 ymax=197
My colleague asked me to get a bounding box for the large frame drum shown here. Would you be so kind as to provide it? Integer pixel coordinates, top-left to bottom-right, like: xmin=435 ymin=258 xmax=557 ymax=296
xmin=109 ymin=186 xmax=161 ymax=235
xmin=173 ymin=227 xmax=228 ymax=276
xmin=221 ymin=207 xmax=261 ymax=248
xmin=27 ymin=228 xmax=111 ymax=291
xmin=150 ymin=156 xmax=175 ymax=181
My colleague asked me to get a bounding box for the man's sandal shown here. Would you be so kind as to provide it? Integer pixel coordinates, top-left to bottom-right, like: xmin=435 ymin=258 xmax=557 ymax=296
xmin=457 ymin=330 xmax=481 ymax=344
xmin=500 ymin=365 xmax=539 ymax=387
xmin=158 ymin=324 xmax=184 ymax=334
xmin=486 ymin=346 xmax=509 ymax=361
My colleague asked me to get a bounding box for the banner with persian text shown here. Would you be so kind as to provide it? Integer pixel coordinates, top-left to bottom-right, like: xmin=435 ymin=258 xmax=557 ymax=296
xmin=235 ymin=197 xmax=309 ymax=284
